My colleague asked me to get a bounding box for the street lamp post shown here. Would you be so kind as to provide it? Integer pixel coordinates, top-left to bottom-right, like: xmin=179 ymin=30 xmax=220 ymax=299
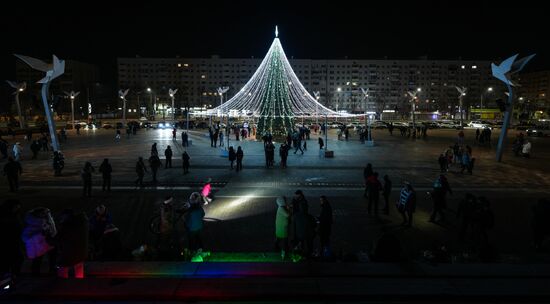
xmin=407 ymin=88 xmax=421 ymax=132
xmin=313 ymin=91 xmax=320 ymax=126
xmin=455 ymin=86 xmax=467 ymax=127
xmin=335 ymin=87 xmax=342 ymax=122
xmin=481 ymin=87 xmax=493 ymax=110
xmin=63 ymin=91 xmax=80 ymax=131
xmin=15 ymin=54 xmax=64 ymax=152
xmin=6 ymin=81 xmax=26 ymax=129
xmin=118 ymin=89 xmax=129 ymax=126
xmin=169 ymin=88 xmax=178 ymax=123
xmin=147 ymin=87 xmax=153 ymax=119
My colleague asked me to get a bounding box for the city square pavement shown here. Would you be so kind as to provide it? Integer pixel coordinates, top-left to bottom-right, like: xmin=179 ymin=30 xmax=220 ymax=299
xmin=2 ymin=125 xmax=550 ymax=263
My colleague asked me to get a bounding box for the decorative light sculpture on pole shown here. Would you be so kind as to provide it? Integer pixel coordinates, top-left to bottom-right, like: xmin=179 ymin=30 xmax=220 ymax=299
xmin=169 ymin=88 xmax=178 ymax=122
xmin=118 ymin=89 xmax=129 ymax=127
xmin=360 ymin=87 xmax=370 ymax=137
xmin=217 ymin=86 xmax=229 ymax=108
xmin=6 ymin=81 xmax=26 ymax=129
xmin=407 ymin=88 xmax=421 ymax=132
xmin=455 ymin=86 xmax=467 ymax=128
xmin=63 ymin=90 xmax=80 ymax=130
xmin=15 ymin=54 xmax=64 ymax=152
xmin=491 ymin=53 xmax=536 ymax=162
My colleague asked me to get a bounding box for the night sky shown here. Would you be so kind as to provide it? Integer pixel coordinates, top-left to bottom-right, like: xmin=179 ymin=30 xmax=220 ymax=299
xmin=1 ymin=0 xmax=547 ymax=104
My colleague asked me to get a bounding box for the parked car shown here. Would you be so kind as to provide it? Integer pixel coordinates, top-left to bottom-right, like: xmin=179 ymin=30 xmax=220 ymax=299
xmin=370 ymin=121 xmax=388 ymax=129
xmin=101 ymin=122 xmax=113 ymax=129
xmin=468 ymin=121 xmax=492 ymax=129
xmin=422 ymin=121 xmax=439 ymax=129
xmin=526 ymin=128 xmax=546 ymax=137
xmin=437 ymin=121 xmax=461 ymax=129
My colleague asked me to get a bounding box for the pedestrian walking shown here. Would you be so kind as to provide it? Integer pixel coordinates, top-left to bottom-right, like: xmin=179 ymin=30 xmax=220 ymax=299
xmin=318 ymin=196 xmax=333 ymax=256
xmin=219 ymin=131 xmax=224 ymax=147
xmin=135 ymin=157 xmax=147 ymax=187
xmin=53 ymin=151 xmax=65 ymax=176
xmin=182 ymin=151 xmax=190 ymax=174
xmin=30 ymin=140 xmax=41 ymax=160
xmin=115 ymin=129 xmax=121 ymax=141
xmin=274 ymin=196 xmax=290 ymax=260
xmin=3 ymin=156 xmax=22 ymax=192
xmin=475 ymin=128 xmax=480 ymax=141
xmin=209 ymin=127 xmax=215 ymax=147
xmin=151 ymin=143 xmax=158 ymax=156
xmin=98 ymin=158 xmax=112 ymax=192
xmin=292 ymin=194 xmax=316 ymax=258
xmin=41 ymin=134 xmax=49 ymax=152
xmin=236 ymin=146 xmax=244 ymax=172
xmin=172 ymin=128 xmax=177 ymax=140
xmin=228 ymin=146 xmax=236 ymax=169
xmin=81 ymin=162 xmax=94 ymax=197
xmin=126 ymin=127 xmax=131 ymax=139
xmin=12 ymin=142 xmax=23 ymax=161
xmin=438 ymin=153 xmax=448 ymax=172
xmin=318 ymin=137 xmax=324 ymax=150
xmin=382 ymin=175 xmax=392 ymax=215
xmin=148 ymin=154 xmax=162 ymax=183
xmin=279 ymin=143 xmax=289 ymax=168
xmin=397 ymin=182 xmax=416 ymax=227
xmin=164 ymin=145 xmax=173 ymax=168
xmin=181 ymin=132 xmax=188 ymax=147
xmin=363 ymin=163 xmax=373 ymax=198
xmin=367 ymin=172 xmax=382 ymax=216
xmin=429 ymin=175 xmax=452 ymax=222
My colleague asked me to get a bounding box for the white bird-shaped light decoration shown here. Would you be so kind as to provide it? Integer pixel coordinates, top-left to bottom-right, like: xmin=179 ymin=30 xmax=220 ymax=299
xmin=491 ymin=53 xmax=536 ymax=87
xmin=118 ymin=89 xmax=129 ymax=99
xmin=169 ymin=88 xmax=178 ymax=97
xmin=361 ymin=87 xmax=369 ymax=98
xmin=63 ymin=90 xmax=80 ymax=99
xmin=6 ymin=81 xmax=26 ymax=94
xmin=455 ymin=86 xmax=467 ymax=97
xmin=313 ymin=91 xmax=320 ymax=99
xmin=217 ymin=87 xmax=229 ymax=95
xmin=14 ymin=54 xmax=65 ymax=84
xmin=407 ymin=91 xmax=418 ymax=99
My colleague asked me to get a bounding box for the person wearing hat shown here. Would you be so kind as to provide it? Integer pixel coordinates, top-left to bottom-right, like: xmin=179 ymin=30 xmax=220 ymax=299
xmin=184 ymin=192 xmax=206 ymax=254
xmin=201 ymin=178 xmax=212 ymax=205
xmin=274 ymin=196 xmax=290 ymax=260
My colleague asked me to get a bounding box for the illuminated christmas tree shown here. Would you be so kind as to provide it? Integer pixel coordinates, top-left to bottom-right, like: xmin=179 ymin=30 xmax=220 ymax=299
xmin=208 ymin=26 xmax=350 ymax=138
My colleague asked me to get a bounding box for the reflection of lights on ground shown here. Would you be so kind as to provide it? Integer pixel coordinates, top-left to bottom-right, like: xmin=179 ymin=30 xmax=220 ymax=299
xmin=207 ymin=193 xmax=258 ymax=220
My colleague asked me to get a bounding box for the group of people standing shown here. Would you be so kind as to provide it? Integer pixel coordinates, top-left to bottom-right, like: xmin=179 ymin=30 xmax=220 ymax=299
xmin=274 ymin=190 xmax=333 ymax=260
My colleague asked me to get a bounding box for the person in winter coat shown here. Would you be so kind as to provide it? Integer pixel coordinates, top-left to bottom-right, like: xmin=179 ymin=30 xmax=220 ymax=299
xmin=429 ymin=175 xmax=452 ymax=222
xmin=12 ymin=142 xmax=23 ymax=161
xmin=148 ymin=154 xmax=162 ymax=183
xmin=30 ymin=140 xmax=41 ymax=159
xmin=236 ymin=146 xmax=244 ymax=172
xmin=228 ymin=146 xmax=236 ymax=169
xmin=397 ymin=182 xmax=416 ymax=227
xmin=292 ymin=198 xmax=317 ymax=258
xmin=438 ymin=153 xmax=448 ymax=173
xmin=460 ymin=151 xmax=472 ymax=174
xmin=89 ymin=204 xmax=112 ymax=246
xmin=0 ymin=199 xmax=24 ymax=282
xmin=135 ymin=157 xmax=147 ymax=187
xmin=181 ymin=132 xmax=189 ymax=147
xmin=151 ymin=143 xmax=158 ymax=156
xmin=274 ymin=196 xmax=290 ymax=260
xmin=53 ymin=151 xmax=64 ymax=176
xmin=164 ymin=145 xmax=173 ymax=168
xmin=522 ymin=140 xmax=532 ymax=158
xmin=182 ymin=151 xmax=190 ymax=174
xmin=363 ymin=163 xmax=374 ymax=198
xmin=3 ymin=156 xmax=22 ymax=192
xmin=279 ymin=143 xmax=289 ymax=168
xmin=457 ymin=193 xmax=477 ymax=242
xmin=55 ymin=209 xmax=88 ymax=278
xmin=318 ymin=137 xmax=324 ymax=150
xmin=81 ymin=162 xmax=94 ymax=197
xmin=184 ymin=192 xmax=206 ymax=253
xmin=21 ymin=207 xmax=57 ymax=275
xmin=318 ymin=196 xmax=333 ymax=253
xmin=99 ymin=158 xmax=112 ymax=192
xmin=367 ymin=172 xmax=382 ymax=216
xmin=382 ymin=175 xmax=392 ymax=215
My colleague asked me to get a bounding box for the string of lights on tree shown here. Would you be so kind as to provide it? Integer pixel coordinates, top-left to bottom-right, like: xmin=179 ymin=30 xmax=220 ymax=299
xmin=206 ymin=30 xmax=359 ymax=122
